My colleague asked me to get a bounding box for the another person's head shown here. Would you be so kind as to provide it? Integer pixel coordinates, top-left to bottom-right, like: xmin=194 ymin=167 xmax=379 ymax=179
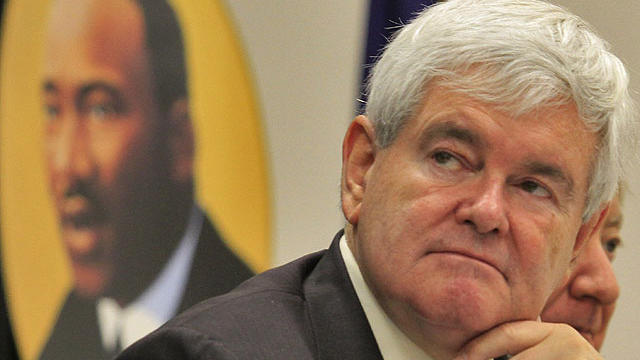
xmin=341 ymin=0 xmax=636 ymax=358
xmin=542 ymin=190 xmax=624 ymax=350
xmin=42 ymin=0 xmax=194 ymax=304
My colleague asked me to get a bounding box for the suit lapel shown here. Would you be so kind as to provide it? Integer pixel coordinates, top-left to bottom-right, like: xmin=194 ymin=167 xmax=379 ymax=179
xmin=178 ymin=215 xmax=254 ymax=313
xmin=304 ymin=231 xmax=383 ymax=360
xmin=39 ymin=291 xmax=109 ymax=360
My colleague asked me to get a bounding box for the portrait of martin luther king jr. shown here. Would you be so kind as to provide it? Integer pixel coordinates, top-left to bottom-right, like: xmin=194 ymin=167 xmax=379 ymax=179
xmin=38 ymin=0 xmax=254 ymax=358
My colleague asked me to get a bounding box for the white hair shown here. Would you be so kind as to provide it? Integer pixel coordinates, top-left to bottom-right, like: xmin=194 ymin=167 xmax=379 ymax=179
xmin=365 ymin=0 xmax=638 ymax=220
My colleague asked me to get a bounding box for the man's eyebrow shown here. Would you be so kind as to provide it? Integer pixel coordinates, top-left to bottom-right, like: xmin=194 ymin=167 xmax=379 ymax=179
xmin=42 ymin=80 xmax=123 ymax=104
xmin=419 ymin=121 xmax=484 ymax=150
xmin=523 ymin=161 xmax=575 ymax=198
xmin=76 ymin=81 xmax=121 ymax=103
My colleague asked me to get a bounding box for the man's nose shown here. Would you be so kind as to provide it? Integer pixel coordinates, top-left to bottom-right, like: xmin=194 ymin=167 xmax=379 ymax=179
xmin=569 ymin=239 xmax=620 ymax=305
xmin=455 ymin=178 xmax=509 ymax=235
xmin=51 ymin=117 xmax=95 ymax=182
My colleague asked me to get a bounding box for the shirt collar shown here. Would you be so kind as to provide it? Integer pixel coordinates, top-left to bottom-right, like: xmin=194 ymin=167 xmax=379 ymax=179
xmin=339 ymin=234 xmax=434 ymax=360
xmin=97 ymin=204 xmax=203 ymax=351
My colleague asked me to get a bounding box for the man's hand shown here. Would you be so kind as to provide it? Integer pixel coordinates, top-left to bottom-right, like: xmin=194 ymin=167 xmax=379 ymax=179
xmin=453 ymin=321 xmax=603 ymax=360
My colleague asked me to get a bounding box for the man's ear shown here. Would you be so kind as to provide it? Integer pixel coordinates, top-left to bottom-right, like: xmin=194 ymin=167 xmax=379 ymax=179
xmin=167 ymin=97 xmax=194 ymax=183
xmin=341 ymin=115 xmax=376 ymax=225
xmin=572 ymin=203 xmax=610 ymax=261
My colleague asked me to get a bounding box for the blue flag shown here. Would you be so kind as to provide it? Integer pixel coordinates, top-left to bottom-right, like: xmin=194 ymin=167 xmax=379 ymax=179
xmin=359 ymin=0 xmax=437 ymax=111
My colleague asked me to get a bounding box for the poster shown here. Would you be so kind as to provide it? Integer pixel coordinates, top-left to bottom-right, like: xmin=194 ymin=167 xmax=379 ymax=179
xmin=0 ymin=0 xmax=270 ymax=358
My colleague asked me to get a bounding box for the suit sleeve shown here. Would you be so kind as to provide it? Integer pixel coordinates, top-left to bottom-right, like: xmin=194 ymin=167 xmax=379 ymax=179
xmin=116 ymin=326 xmax=239 ymax=360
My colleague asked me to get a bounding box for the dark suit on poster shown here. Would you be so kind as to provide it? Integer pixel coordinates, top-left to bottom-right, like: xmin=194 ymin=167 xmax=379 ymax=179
xmin=0 ymin=260 xmax=19 ymax=360
xmin=117 ymin=231 xmax=383 ymax=360
xmin=39 ymin=216 xmax=253 ymax=360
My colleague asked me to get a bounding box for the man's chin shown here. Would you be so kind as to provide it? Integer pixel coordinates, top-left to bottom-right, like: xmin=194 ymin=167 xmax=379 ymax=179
xmin=72 ymin=263 xmax=110 ymax=299
xmin=408 ymin=281 xmax=512 ymax=334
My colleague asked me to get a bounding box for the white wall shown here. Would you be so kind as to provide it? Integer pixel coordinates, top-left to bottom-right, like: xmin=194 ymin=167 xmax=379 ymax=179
xmin=224 ymin=0 xmax=369 ymax=263
xmin=225 ymin=1 xmax=639 ymax=358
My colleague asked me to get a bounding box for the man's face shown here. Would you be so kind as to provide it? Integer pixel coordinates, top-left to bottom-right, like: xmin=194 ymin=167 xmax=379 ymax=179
xmin=541 ymin=195 xmax=622 ymax=350
xmin=343 ymin=85 xmax=599 ymax=350
xmin=42 ymin=0 xmax=172 ymax=298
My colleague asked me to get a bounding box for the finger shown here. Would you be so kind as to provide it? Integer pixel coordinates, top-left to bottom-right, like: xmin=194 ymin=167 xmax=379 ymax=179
xmin=453 ymin=321 xmax=553 ymax=360
xmin=454 ymin=321 xmax=600 ymax=360
xmin=510 ymin=338 xmax=603 ymax=360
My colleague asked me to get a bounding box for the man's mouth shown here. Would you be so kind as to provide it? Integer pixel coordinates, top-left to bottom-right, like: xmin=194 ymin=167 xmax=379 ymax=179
xmin=565 ymin=309 xmax=601 ymax=347
xmin=59 ymin=195 xmax=106 ymax=259
xmin=428 ymin=250 xmax=506 ymax=280
xmin=60 ymin=195 xmax=102 ymax=229
xmin=62 ymin=225 xmax=101 ymax=259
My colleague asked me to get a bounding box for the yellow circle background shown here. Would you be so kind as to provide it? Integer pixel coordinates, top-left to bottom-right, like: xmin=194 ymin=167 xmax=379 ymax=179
xmin=0 ymin=1 xmax=271 ymax=359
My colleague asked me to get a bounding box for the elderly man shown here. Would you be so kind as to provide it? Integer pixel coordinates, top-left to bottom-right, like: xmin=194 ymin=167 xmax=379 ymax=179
xmin=117 ymin=1 xmax=637 ymax=359
xmin=541 ymin=190 xmax=624 ymax=350
xmin=39 ymin=0 xmax=253 ymax=358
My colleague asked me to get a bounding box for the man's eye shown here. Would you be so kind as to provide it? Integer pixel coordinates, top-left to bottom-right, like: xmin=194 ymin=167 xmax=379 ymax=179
xmin=44 ymin=104 xmax=60 ymax=120
xmin=432 ymin=151 xmax=462 ymax=170
xmin=603 ymin=237 xmax=620 ymax=255
xmin=88 ymin=103 xmax=116 ymax=119
xmin=520 ymin=180 xmax=551 ymax=198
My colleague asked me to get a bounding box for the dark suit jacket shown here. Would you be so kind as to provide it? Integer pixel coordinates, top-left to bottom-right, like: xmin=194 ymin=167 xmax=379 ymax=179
xmin=39 ymin=215 xmax=253 ymax=360
xmin=116 ymin=231 xmax=383 ymax=360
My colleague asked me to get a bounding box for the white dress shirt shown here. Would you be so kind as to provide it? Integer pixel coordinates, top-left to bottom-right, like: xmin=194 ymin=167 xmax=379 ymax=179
xmin=97 ymin=205 xmax=203 ymax=352
xmin=339 ymin=235 xmax=434 ymax=360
